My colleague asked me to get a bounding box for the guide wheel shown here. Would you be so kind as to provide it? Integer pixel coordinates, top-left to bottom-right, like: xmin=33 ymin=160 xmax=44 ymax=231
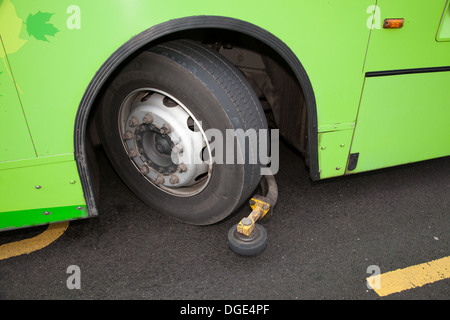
xmin=228 ymin=223 xmax=267 ymax=256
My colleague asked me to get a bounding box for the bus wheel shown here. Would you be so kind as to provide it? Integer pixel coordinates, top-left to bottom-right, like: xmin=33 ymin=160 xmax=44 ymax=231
xmin=98 ymin=39 xmax=268 ymax=225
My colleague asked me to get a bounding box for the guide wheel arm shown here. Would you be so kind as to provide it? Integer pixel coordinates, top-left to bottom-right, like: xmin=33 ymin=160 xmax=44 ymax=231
xmin=237 ymin=174 xmax=278 ymax=237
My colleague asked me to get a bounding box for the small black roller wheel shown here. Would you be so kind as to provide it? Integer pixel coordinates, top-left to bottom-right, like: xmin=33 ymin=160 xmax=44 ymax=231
xmin=228 ymin=223 xmax=267 ymax=256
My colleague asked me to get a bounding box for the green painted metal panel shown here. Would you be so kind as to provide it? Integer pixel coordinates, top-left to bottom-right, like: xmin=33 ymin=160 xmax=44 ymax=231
xmin=364 ymin=0 xmax=450 ymax=72
xmin=318 ymin=129 xmax=354 ymax=179
xmin=0 ymin=205 xmax=88 ymax=231
xmin=437 ymin=0 xmax=450 ymax=41
xmin=349 ymin=71 xmax=450 ymax=174
xmin=0 ymin=156 xmax=85 ymax=213
xmin=0 ymin=35 xmax=36 ymax=162
xmin=0 ymin=154 xmax=87 ymax=230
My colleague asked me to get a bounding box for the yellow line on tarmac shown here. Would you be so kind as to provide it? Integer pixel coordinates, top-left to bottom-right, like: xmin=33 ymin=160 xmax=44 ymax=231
xmin=367 ymin=256 xmax=450 ymax=297
xmin=0 ymin=222 xmax=69 ymax=260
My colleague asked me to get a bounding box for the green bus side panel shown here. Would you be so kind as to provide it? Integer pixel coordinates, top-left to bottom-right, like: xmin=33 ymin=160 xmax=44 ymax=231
xmin=318 ymin=128 xmax=355 ymax=179
xmin=0 ymin=205 xmax=88 ymax=231
xmin=0 ymin=155 xmax=87 ymax=230
xmin=0 ymin=35 xmax=36 ymax=162
xmin=437 ymin=0 xmax=450 ymax=42
xmin=365 ymin=0 xmax=450 ymax=72
xmin=349 ymin=71 xmax=450 ymax=174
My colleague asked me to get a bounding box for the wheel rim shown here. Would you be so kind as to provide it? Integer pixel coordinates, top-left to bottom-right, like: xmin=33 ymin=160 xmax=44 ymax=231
xmin=118 ymin=88 xmax=212 ymax=197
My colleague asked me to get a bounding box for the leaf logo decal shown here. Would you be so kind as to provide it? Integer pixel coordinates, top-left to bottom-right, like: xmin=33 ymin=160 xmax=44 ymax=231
xmin=26 ymin=11 xmax=59 ymax=42
xmin=0 ymin=0 xmax=27 ymax=56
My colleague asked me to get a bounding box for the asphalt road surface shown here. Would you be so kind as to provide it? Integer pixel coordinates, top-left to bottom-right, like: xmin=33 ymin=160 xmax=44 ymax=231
xmin=0 ymin=141 xmax=449 ymax=301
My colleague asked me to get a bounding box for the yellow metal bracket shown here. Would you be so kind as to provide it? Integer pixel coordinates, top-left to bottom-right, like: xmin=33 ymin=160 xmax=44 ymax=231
xmin=237 ymin=195 xmax=271 ymax=236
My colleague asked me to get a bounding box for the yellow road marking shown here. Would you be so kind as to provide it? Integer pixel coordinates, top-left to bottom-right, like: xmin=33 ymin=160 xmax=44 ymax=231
xmin=0 ymin=222 xmax=69 ymax=260
xmin=367 ymin=256 xmax=450 ymax=297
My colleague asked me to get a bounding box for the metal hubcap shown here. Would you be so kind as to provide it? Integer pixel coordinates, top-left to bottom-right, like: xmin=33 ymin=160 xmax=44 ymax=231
xmin=119 ymin=88 xmax=212 ymax=196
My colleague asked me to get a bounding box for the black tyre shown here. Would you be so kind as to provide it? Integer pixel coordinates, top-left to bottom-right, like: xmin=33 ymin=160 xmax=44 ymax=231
xmin=98 ymin=39 xmax=268 ymax=225
xmin=227 ymin=223 xmax=268 ymax=255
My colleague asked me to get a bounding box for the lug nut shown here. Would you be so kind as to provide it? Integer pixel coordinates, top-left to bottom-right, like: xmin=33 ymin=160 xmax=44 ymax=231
xmin=177 ymin=163 xmax=187 ymax=173
xmin=143 ymin=113 xmax=154 ymax=124
xmin=129 ymin=148 xmax=138 ymax=158
xmin=123 ymin=130 xmax=134 ymax=140
xmin=169 ymin=175 xmax=179 ymax=184
xmin=155 ymin=174 xmax=165 ymax=185
xmin=140 ymin=165 xmax=149 ymax=175
xmin=160 ymin=123 xmax=171 ymax=134
xmin=172 ymin=143 xmax=183 ymax=154
xmin=128 ymin=116 xmax=140 ymax=127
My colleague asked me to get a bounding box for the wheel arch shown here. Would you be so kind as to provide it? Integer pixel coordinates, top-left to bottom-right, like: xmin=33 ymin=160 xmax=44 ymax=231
xmin=74 ymin=16 xmax=319 ymax=215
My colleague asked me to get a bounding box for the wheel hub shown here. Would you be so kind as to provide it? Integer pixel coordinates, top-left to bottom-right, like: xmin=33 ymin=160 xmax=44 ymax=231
xmin=119 ymin=89 xmax=212 ymax=196
xmin=134 ymin=123 xmax=178 ymax=175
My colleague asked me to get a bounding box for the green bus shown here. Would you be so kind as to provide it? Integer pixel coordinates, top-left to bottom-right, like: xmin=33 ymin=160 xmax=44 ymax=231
xmin=1 ymin=0 xmax=449 ymax=231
